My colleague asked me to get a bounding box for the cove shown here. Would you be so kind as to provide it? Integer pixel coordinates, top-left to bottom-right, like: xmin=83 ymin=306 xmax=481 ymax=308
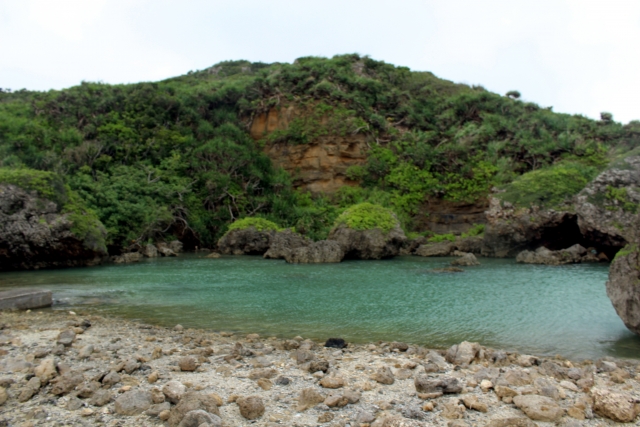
xmin=1 ymin=255 xmax=638 ymax=360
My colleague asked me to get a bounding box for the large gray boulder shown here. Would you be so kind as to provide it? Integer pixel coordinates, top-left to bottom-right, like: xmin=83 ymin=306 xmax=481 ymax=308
xmin=575 ymin=155 xmax=640 ymax=250
xmin=328 ymin=224 xmax=406 ymax=259
xmin=285 ymin=240 xmax=344 ymax=264
xmin=0 ymin=183 xmax=107 ymax=271
xmin=516 ymin=244 xmax=597 ymax=265
xmin=217 ymin=227 xmax=275 ymax=255
xmin=263 ymin=230 xmax=311 ymax=259
xmin=606 ymin=243 xmax=640 ymax=335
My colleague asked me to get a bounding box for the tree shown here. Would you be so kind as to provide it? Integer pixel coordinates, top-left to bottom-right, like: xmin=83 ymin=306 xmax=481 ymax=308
xmin=506 ymin=90 xmax=521 ymax=99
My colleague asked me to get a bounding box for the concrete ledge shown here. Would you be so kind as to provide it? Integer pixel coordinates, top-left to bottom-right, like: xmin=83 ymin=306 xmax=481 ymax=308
xmin=0 ymin=289 xmax=52 ymax=310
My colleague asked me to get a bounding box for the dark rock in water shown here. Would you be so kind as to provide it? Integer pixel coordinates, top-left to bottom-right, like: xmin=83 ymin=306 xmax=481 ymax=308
xmin=112 ymin=252 xmax=142 ymax=264
xmin=451 ymin=253 xmax=480 ymax=266
xmin=0 ymin=289 xmax=52 ymax=310
xmin=217 ymin=227 xmax=275 ymax=255
xmin=516 ymin=244 xmax=598 ymax=265
xmin=325 ymin=338 xmax=347 ymax=349
xmin=263 ymin=230 xmax=311 ymax=260
xmin=0 ymin=183 xmax=107 ymax=271
xmin=606 ymin=242 xmax=640 ymax=335
xmin=285 ymin=240 xmax=344 ymax=264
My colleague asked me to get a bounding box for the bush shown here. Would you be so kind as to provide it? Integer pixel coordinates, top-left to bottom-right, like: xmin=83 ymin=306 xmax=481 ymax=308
xmin=333 ymin=203 xmax=397 ymax=233
xmin=498 ymin=162 xmax=598 ymax=208
xmin=226 ymin=217 xmax=281 ymax=233
xmin=428 ymin=233 xmax=456 ymax=243
xmin=461 ymin=223 xmax=485 ymax=238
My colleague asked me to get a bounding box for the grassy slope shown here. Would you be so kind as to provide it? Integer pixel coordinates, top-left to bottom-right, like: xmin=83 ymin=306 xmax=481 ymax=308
xmin=0 ymin=54 xmax=638 ymax=249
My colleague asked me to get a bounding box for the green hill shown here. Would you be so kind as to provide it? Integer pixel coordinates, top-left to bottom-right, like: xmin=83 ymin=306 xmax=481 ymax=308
xmin=1 ymin=54 xmax=638 ymax=251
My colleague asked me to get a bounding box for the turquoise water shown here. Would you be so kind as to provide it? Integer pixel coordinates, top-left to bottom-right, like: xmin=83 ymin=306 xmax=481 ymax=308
xmin=1 ymin=255 xmax=638 ymax=360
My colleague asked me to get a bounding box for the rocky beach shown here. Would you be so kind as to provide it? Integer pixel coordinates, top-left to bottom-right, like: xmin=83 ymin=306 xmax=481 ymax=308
xmin=0 ymin=309 xmax=638 ymax=427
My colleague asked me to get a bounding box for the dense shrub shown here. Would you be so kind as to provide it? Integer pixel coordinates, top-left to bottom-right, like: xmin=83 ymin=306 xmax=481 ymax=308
xmin=333 ymin=203 xmax=398 ymax=233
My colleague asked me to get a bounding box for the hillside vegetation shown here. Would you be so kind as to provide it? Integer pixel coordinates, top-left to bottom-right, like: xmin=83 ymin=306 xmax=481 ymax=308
xmin=1 ymin=54 xmax=638 ymax=251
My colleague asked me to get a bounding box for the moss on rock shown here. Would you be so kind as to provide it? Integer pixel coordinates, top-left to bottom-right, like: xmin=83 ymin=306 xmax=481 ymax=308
xmin=226 ymin=217 xmax=281 ymax=233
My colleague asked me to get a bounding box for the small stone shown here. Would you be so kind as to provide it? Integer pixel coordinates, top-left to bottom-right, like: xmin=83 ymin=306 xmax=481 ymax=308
xmin=163 ymin=380 xmax=186 ymax=404
xmin=76 ymin=381 xmax=100 ymax=398
xmin=168 ymin=392 xmax=221 ymax=427
xmin=152 ymin=347 xmax=163 ymax=359
xmin=89 ymin=389 xmax=112 ymax=407
xmin=559 ymin=380 xmax=578 ymax=392
xmin=485 ymin=418 xmax=537 ymax=427
xmin=246 ymin=333 xmax=260 ymax=340
xmin=57 ymin=329 xmax=76 ymax=346
xmin=494 ymin=385 xmax=518 ymax=401
xmin=148 ymin=371 xmax=159 ymax=383
xmin=422 ymin=401 xmax=434 ymax=411
xmin=445 ymin=341 xmax=480 ymax=365
xmin=442 ymin=398 xmax=466 ymax=419
xmin=174 ymin=324 xmax=184 ymax=331
xmin=236 ymin=395 xmax=265 ymax=420
xmin=297 ymin=387 xmax=325 ymax=411
xmin=318 ymin=412 xmax=335 ymax=423
xmin=114 ymin=390 xmax=152 ymax=415
xmin=257 ymin=378 xmax=272 ymax=390
xmin=390 ymin=342 xmax=409 ymax=352
xmin=18 ymin=377 xmax=41 ymax=402
xmin=296 ymin=349 xmax=315 ymax=364
xmin=371 ymin=366 xmax=394 ymax=385
xmin=101 ymin=371 xmax=120 ymax=386
xmin=480 ymin=380 xmax=493 ymax=392
xmin=159 ymin=409 xmax=171 ymax=420
xmin=343 ymin=389 xmax=361 ymax=404
xmin=309 ymin=360 xmax=330 ymax=373
xmin=177 ymin=409 xmax=223 ymax=427
xmin=513 ymin=395 xmax=564 ymax=422
xmin=34 ymin=358 xmax=57 ymax=384
xmin=78 ymin=345 xmax=94 ymax=359
xmin=50 ymin=370 xmax=84 ymax=395
xmin=179 ymin=356 xmax=198 ymax=372
xmin=249 ymin=368 xmax=277 ymax=380
xmin=80 ymin=408 xmax=94 ymax=417
xmin=151 ymin=387 xmax=165 ymax=403
xmin=324 ymin=338 xmax=346 ymax=348
xmin=324 ymin=393 xmax=349 ymax=407
xmin=67 ymin=396 xmax=83 ymax=410
xmin=591 ymin=388 xmax=639 ymax=423
xmin=448 ymin=421 xmax=468 ymax=427
xmin=145 ymin=402 xmax=171 ymax=417
xmin=0 ymin=387 xmax=7 ymax=406
xmin=461 ymin=395 xmax=488 ymax=412
xmin=320 ymin=375 xmax=345 ymax=389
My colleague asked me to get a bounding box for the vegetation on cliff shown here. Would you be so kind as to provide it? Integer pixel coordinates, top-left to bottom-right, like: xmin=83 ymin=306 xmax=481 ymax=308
xmin=226 ymin=217 xmax=281 ymax=233
xmin=333 ymin=203 xmax=397 ymax=233
xmin=1 ymin=54 xmax=638 ymax=251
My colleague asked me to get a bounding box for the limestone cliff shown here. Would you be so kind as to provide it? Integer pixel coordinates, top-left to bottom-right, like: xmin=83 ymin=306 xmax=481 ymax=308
xmin=250 ymin=106 xmax=367 ymax=194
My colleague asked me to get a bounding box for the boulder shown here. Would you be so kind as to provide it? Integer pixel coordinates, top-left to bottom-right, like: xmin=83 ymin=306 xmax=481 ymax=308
xmin=157 ymin=242 xmax=178 ymax=257
xmin=163 ymin=380 xmax=187 ymax=404
xmin=516 ymin=244 xmax=592 ymax=265
xmin=285 ymin=240 xmax=344 ymax=263
xmin=0 ymin=182 xmax=107 ymax=271
xmin=451 ymin=253 xmax=480 ymax=266
xmin=169 ymin=240 xmax=183 ymax=253
xmin=217 ymin=227 xmax=275 ymax=255
xmin=296 ymin=388 xmax=325 ymax=411
xmin=415 ymin=241 xmax=454 ymax=257
xmin=141 ymin=244 xmax=158 ymax=258
xmin=263 ymin=229 xmax=311 ymax=259
xmin=112 ymin=252 xmax=142 ymax=264
xmin=445 ymin=341 xmax=481 ymax=365
xmin=328 ymin=224 xmax=406 ymax=260
xmin=0 ymin=288 xmax=52 ymax=310
xmin=50 ymin=370 xmax=84 ymax=395
xmin=606 ymin=243 xmax=640 ymax=335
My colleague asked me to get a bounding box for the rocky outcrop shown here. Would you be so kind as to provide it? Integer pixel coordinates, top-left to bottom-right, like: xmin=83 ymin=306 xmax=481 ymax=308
xmin=606 ymin=243 xmax=640 ymax=335
xmin=451 ymin=253 xmax=480 ymax=266
xmin=250 ymin=105 xmax=367 ymax=194
xmin=575 ymin=155 xmax=640 ymax=250
xmin=328 ymin=224 xmax=406 ymax=260
xmin=263 ymin=230 xmax=311 ymax=260
xmin=217 ymin=228 xmax=275 ymax=255
xmin=516 ymin=244 xmax=599 ymax=265
xmin=0 ymin=184 xmax=107 ymax=271
xmin=284 ymin=240 xmax=344 ymax=264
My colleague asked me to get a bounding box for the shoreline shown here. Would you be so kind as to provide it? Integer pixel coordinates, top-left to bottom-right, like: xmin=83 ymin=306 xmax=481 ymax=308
xmin=1 ymin=309 xmax=639 ymax=426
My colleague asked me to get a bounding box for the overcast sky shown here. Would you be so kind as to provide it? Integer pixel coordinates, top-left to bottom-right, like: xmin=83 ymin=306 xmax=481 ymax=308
xmin=1 ymin=0 xmax=638 ymax=123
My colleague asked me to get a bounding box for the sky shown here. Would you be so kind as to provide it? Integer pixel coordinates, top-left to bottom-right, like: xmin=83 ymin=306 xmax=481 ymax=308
xmin=1 ymin=0 xmax=639 ymax=123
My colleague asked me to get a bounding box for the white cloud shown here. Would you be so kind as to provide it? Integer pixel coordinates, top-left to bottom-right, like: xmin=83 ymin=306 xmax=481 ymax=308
xmin=0 ymin=0 xmax=639 ymax=122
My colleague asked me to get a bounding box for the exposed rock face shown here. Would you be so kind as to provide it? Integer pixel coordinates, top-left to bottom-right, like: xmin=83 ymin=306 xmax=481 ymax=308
xmin=416 ymin=199 xmax=489 ymax=235
xmin=481 ymin=198 xmax=579 ymax=258
xmin=250 ymin=105 xmax=367 ymax=194
xmin=0 ymin=184 xmax=107 ymax=271
xmin=516 ymin=244 xmax=599 ymax=265
xmin=606 ymin=243 xmax=640 ymax=335
xmin=415 ymin=237 xmax=483 ymax=257
xmin=217 ymin=227 xmax=276 ymax=255
xmin=328 ymin=224 xmax=406 ymax=260
xmin=263 ymin=230 xmax=311 ymax=260
xmin=284 ymin=240 xmax=344 ymax=264
xmin=575 ymin=155 xmax=640 ymax=250
xmin=451 ymin=253 xmax=480 ymax=266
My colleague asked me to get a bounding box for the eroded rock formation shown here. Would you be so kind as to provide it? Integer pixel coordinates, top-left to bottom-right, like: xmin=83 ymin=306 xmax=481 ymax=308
xmin=0 ymin=184 xmax=107 ymax=271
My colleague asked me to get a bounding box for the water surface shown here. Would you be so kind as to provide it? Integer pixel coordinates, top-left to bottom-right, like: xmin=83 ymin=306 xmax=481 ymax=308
xmin=1 ymin=255 xmax=638 ymax=360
